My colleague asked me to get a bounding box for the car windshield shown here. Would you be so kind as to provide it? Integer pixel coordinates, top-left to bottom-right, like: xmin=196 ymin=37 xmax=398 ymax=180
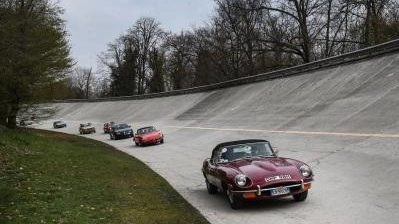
xmin=213 ymin=142 xmax=275 ymax=163
xmin=114 ymin=123 xmax=129 ymax=130
xmin=54 ymin=121 xmax=61 ymax=124
xmin=137 ymin=127 xmax=156 ymax=135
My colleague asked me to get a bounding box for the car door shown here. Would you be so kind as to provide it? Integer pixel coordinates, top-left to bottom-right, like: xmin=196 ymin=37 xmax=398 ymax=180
xmin=206 ymin=150 xmax=224 ymax=189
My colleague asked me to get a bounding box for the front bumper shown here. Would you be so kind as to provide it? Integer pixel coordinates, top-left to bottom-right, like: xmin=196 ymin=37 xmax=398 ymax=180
xmin=54 ymin=124 xmax=66 ymax=128
xmin=81 ymin=128 xmax=95 ymax=134
xmin=114 ymin=132 xmax=133 ymax=138
xmin=231 ymin=179 xmax=312 ymax=200
xmin=137 ymin=137 xmax=162 ymax=144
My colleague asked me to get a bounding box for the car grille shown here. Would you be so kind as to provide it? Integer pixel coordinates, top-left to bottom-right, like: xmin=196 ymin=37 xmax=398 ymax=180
xmin=261 ymin=181 xmax=302 ymax=196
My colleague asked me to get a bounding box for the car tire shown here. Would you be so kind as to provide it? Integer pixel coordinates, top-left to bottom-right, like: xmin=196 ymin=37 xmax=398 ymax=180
xmin=227 ymin=189 xmax=243 ymax=210
xmin=205 ymin=179 xmax=218 ymax=195
xmin=293 ymin=190 xmax=308 ymax=202
xmin=160 ymin=138 xmax=164 ymax=144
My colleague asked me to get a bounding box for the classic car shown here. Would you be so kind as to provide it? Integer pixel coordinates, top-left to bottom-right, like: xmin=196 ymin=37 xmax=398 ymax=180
xmin=202 ymin=139 xmax=313 ymax=209
xmin=109 ymin=123 xmax=133 ymax=140
xmin=103 ymin=122 xmax=115 ymax=133
xmin=79 ymin=123 xmax=96 ymax=134
xmin=133 ymin=126 xmax=164 ymax=146
xmin=53 ymin=120 xmax=66 ymax=128
xmin=20 ymin=118 xmax=34 ymax=126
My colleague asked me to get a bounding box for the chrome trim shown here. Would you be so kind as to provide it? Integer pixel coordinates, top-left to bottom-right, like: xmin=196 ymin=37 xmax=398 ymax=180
xmin=231 ymin=180 xmax=313 ymax=194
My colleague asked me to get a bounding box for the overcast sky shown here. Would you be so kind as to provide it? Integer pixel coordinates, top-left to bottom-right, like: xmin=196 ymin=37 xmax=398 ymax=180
xmin=59 ymin=0 xmax=215 ymax=71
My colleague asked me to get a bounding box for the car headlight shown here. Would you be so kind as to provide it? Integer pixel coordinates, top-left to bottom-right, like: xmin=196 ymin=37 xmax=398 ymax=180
xmin=300 ymin=164 xmax=312 ymax=177
xmin=235 ymin=174 xmax=247 ymax=187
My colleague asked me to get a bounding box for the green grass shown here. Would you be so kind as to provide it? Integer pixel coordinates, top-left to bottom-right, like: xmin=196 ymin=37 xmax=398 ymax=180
xmin=0 ymin=128 xmax=209 ymax=224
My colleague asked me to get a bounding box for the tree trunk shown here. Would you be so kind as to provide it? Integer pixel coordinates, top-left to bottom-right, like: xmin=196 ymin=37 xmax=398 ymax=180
xmin=0 ymin=104 xmax=9 ymax=126
xmin=6 ymin=103 xmax=19 ymax=129
xmin=364 ymin=0 xmax=371 ymax=46
xmin=85 ymin=67 xmax=92 ymax=99
xmin=325 ymin=0 xmax=332 ymax=57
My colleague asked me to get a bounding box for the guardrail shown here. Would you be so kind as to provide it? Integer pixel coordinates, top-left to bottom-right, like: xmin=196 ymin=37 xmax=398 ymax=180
xmin=57 ymin=39 xmax=399 ymax=103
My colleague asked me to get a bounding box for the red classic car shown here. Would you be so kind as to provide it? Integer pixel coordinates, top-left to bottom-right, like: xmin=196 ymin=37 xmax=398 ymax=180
xmin=103 ymin=122 xmax=114 ymax=133
xmin=79 ymin=123 xmax=96 ymax=134
xmin=202 ymin=139 xmax=313 ymax=209
xmin=133 ymin=126 xmax=164 ymax=146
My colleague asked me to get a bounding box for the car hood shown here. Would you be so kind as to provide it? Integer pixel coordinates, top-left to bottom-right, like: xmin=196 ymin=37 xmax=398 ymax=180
xmin=223 ymin=157 xmax=303 ymax=185
xmin=137 ymin=132 xmax=161 ymax=138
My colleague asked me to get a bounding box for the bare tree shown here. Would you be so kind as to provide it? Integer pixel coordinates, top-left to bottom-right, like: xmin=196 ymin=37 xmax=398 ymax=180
xmin=128 ymin=17 xmax=166 ymax=94
xmin=96 ymin=3 xmax=399 ymax=97
xmin=164 ymin=31 xmax=197 ymax=89
xmin=99 ymin=17 xmax=167 ymax=96
xmin=70 ymin=67 xmax=92 ymax=99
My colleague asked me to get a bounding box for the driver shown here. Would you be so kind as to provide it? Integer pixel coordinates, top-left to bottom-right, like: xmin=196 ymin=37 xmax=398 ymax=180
xmin=221 ymin=148 xmax=232 ymax=162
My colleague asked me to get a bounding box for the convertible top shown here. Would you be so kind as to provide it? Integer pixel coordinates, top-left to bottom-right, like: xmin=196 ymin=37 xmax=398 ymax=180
xmin=214 ymin=139 xmax=269 ymax=150
xmin=137 ymin=126 xmax=155 ymax=130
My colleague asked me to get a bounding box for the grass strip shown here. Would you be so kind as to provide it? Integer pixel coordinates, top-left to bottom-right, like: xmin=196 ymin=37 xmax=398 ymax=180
xmin=0 ymin=128 xmax=209 ymax=224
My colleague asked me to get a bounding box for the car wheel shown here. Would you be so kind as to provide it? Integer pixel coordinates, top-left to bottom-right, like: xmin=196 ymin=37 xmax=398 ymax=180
xmin=135 ymin=142 xmax=139 ymax=146
xmin=160 ymin=138 xmax=164 ymax=144
xmin=227 ymin=189 xmax=242 ymax=210
xmin=205 ymin=179 xmax=218 ymax=195
xmin=293 ymin=190 xmax=308 ymax=202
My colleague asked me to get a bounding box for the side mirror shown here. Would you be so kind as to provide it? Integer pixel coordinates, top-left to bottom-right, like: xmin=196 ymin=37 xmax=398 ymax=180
xmin=274 ymin=148 xmax=279 ymax=156
xmin=209 ymin=158 xmax=215 ymax=165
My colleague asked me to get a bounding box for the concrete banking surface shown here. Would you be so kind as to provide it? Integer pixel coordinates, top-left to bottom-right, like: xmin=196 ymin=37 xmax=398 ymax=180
xmin=36 ymin=52 xmax=399 ymax=224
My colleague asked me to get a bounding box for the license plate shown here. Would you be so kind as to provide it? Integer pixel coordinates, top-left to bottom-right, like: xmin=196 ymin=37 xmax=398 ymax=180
xmin=270 ymin=186 xmax=289 ymax=196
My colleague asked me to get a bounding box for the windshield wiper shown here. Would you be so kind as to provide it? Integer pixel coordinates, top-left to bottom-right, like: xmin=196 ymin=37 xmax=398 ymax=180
xmin=256 ymin=155 xmax=275 ymax=158
xmin=231 ymin=156 xmax=254 ymax=162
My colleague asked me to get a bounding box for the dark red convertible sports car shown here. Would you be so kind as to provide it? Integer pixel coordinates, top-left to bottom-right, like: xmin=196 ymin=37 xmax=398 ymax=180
xmin=202 ymin=139 xmax=313 ymax=209
xmin=133 ymin=126 xmax=164 ymax=146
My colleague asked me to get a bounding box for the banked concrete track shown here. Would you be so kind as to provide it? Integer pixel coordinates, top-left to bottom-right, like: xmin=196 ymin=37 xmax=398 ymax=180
xmin=36 ymin=49 xmax=399 ymax=223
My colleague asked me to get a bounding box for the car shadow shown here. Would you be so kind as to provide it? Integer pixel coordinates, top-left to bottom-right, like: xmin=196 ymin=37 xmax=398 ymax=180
xmin=132 ymin=142 xmax=165 ymax=148
xmin=190 ymin=187 xmax=302 ymax=212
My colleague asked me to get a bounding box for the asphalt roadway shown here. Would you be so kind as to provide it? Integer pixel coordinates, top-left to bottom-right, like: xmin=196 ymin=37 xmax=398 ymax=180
xmin=35 ymin=52 xmax=399 ymax=224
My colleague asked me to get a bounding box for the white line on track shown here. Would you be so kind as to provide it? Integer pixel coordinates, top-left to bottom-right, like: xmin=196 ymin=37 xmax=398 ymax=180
xmin=168 ymin=125 xmax=399 ymax=138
